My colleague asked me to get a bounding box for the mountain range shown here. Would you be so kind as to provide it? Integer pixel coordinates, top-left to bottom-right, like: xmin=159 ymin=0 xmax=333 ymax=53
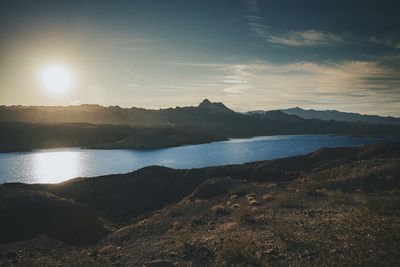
xmin=277 ymin=107 xmax=400 ymax=125
xmin=3 ymin=100 xmax=399 ymax=125
xmin=1 ymin=99 xmax=400 ymax=151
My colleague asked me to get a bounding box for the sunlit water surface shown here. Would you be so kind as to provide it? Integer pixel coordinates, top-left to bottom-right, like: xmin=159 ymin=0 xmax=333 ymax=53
xmin=0 ymin=135 xmax=387 ymax=184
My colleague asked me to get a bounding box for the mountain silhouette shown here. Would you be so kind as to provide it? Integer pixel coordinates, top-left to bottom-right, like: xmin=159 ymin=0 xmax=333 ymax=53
xmin=279 ymin=107 xmax=400 ymax=125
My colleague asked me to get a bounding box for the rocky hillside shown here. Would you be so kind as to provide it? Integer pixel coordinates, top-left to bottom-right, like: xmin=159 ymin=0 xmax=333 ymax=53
xmin=0 ymin=142 xmax=399 ymax=266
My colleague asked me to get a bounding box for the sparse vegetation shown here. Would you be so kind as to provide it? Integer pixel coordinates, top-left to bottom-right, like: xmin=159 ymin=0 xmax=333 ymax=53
xmin=214 ymin=232 xmax=265 ymax=267
xmin=262 ymin=193 xmax=273 ymax=202
xmin=212 ymin=204 xmax=227 ymax=215
xmin=234 ymin=207 xmax=258 ymax=224
xmin=1 ymin=143 xmax=400 ymax=266
xmin=265 ymin=183 xmax=278 ymax=189
xmin=276 ymin=193 xmax=302 ymax=209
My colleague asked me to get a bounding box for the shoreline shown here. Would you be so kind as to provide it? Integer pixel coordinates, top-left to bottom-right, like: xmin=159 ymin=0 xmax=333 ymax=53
xmin=1 ymin=132 xmax=396 ymax=154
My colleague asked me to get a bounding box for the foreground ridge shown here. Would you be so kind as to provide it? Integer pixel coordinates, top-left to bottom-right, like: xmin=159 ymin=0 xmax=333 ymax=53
xmin=0 ymin=142 xmax=399 ymax=266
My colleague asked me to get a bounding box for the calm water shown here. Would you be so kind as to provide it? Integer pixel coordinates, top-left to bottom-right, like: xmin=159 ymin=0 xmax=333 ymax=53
xmin=0 ymin=135 xmax=385 ymax=184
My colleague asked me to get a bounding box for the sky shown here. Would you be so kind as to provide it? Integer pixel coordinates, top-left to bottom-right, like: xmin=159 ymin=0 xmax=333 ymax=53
xmin=0 ymin=0 xmax=399 ymax=115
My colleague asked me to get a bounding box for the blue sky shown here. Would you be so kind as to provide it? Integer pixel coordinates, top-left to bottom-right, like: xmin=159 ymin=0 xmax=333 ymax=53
xmin=0 ymin=0 xmax=399 ymax=115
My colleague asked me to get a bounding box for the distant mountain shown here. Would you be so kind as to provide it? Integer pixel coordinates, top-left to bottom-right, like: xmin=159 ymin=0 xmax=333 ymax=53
xmin=246 ymin=110 xmax=303 ymax=121
xmin=0 ymin=100 xmax=307 ymax=132
xmin=197 ymin=99 xmax=234 ymax=114
xmin=1 ymin=100 xmax=400 ymax=151
xmin=280 ymin=107 xmax=400 ymax=125
xmin=0 ymin=99 xmax=235 ymax=126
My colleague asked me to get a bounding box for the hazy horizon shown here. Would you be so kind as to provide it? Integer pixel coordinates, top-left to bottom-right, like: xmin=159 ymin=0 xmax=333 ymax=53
xmin=1 ymin=0 xmax=399 ymax=115
xmin=1 ymin=99 xmax=400 ymax=118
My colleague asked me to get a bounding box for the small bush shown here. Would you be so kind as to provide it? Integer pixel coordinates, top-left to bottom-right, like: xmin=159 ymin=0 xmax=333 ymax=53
xmin=172 ymin=221 xmax=182 ymax=230
xmin=98 ymin=244 xmax=114 ymax=254
xmin=262 ymin=193 xmax=273 ymax=202
xmin=247 ymin=196 xmax=256 ymax=202
xmin=212 ymin=204 xmax=227 ymax=215
xmin=230 ymin=194 xmax=239 ymax=200
xmin=214 ymin=232 xmax=264 ymax=267
xmin=235 ymin=207 xmax=257 ymax=224
xmin=63 ymin=256 xmax=111 ymax=267
xmin=265 ymin=183 xmax=278 ymax=189
xmin=276 ymin=194 xmax=301 ymax=209
xmin=248 ymin=199 xmax=259 ymax=206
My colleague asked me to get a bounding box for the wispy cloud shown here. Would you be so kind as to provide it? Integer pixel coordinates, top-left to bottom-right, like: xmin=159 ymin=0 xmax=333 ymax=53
xmin=166 ymin=59 xmax=400 ymax=115
xmin=370 ymin=35 xmax=400 ymax=49
xmin=244 ymin=0 xmax=259 ymax=12
xmin=245 ymin=15 xmax=269 ymax=39
xmin=266 ymin=30 xmax=351 ymax=46
xmin=125 ymin=69 xmax=144 ymax=79
xmin=243 ymin=0 xmax=351 ymax=47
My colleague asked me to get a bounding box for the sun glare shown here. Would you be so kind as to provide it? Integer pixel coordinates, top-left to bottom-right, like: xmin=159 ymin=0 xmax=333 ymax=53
xmin=40 ymin=64 xmax=73 ymax=93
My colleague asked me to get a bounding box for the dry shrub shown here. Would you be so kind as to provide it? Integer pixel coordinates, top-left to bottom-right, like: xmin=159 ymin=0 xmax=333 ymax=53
xmin=214 ymin=232 xmax=265 ymax=267
xmin=212 ymin=204 xmax=227 ymax=215
xmin=232 ymin=204 xmax=240 ymax=209
xmin=246 ymin=193 xmax=255 ymax=198
xmin=230 ymin=194 xmax=239 ymax=200
xmin=262 ymin=193 xmax=273 ymax=202
xmin=249 ymin=199 xmax=259 ymax=206
xmin=276 ymin=194 xmax=301 ymax=209
xmin=327 ymin=190 xmax=353 ymax=205
xmin=235 ymin=207 xmax=257 ymax=224
xmin=247 ymin=196 xmax=256 ymax=202
xmin=62 ymin=257 xmax=110 ymax=267
xmin=172 ymin=221 xmax=182 ymax=230
xmin=265 ymin=183 xmax=278 ymax=189
xmin=98 ymin=244 xmax=114 ymax=254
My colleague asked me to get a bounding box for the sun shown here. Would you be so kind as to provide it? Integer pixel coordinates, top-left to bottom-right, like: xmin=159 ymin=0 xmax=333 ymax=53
xmin=40 ymin=64 xmax=73 ymax=93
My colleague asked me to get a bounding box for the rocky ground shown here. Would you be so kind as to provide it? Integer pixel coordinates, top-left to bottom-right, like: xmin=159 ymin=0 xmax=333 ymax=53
xmin=1 ymin=142 xmax=400 ymax=266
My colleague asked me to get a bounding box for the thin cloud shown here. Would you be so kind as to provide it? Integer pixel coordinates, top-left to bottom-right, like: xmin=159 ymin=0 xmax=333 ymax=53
xmin=245 ymin=15 xmax=269 ymax=39
xmin=245 ymin=0 xmax=259 ymax=12
xmin=370 ymin=35 xmax=400 ymax=49
xmin=166 ymin=59 xmax=400 ymax=115
xmin=266 ymin=30 xmax=351 ymax=46
xmin=125 ymin=69 xmax=144 ymax=79
xmin=243 ymin=0 xmax=351 ymax=47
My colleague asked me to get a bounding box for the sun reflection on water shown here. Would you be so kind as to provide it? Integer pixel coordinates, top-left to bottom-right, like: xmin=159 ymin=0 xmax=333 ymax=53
xmin=32 ymin=150 xmax=82 ymax=183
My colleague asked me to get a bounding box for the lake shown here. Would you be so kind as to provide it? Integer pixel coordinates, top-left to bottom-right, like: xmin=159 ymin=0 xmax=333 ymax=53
xmin=0 ymin=135 xmax=386 ymax=184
